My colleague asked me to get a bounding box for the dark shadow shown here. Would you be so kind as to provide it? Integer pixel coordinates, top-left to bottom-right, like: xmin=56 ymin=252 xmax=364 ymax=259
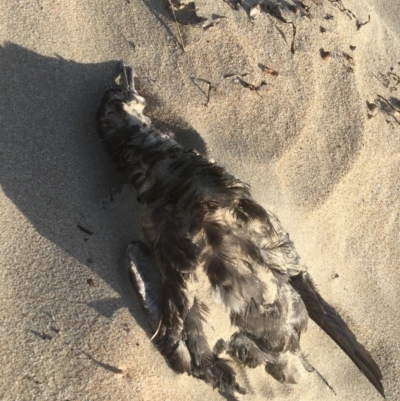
xmin=30 ymin=330 xmax=53 ymax=341
xmin=212 ymin=14 xmax=227 ymax=20
xmin=258 ymin=62 xmax=269 ymax=71
xmin=389 ymin=96 xmax=400 ymax=109
xmin=0 ymin=42 xmax=205 ymax=336
xmin=80 ymin=351 xmax=123 ymax=374
xmin=87 ymin=297 xmax=131 ymax=319
xmin=376 ymin=96 xmax=397 ymax=114
xmin=140 ymin=0 xmax=182 ymax=48
xmin=133 ymin=83 xmax=207 ymax=154
xmin=155 ymin=118 xmax=208 ymax=153
xmin=319 ymin=47 xmax=328 ymax=57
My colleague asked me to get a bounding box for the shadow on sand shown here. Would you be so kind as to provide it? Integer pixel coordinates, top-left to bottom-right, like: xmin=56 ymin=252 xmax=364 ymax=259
xmin=0 ymin=42 xmax=206 ymax=337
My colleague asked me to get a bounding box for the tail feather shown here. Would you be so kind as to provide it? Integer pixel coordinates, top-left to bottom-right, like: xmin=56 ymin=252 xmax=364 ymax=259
xmin=290 ymin=272 xmax=384 ymax=397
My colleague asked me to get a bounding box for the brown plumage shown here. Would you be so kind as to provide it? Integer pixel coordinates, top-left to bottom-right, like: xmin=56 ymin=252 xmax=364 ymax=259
xmin=97 ymin=64 xmax=384 ymax=399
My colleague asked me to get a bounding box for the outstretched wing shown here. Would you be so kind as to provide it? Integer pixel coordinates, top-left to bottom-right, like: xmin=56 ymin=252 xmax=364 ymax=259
xmin=290 ymin=272 xmax=384 ymax=397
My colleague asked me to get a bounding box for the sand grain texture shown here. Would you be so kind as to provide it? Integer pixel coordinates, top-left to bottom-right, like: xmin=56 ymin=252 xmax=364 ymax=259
xmin=0 ymin=0 xmax=399 ymax=400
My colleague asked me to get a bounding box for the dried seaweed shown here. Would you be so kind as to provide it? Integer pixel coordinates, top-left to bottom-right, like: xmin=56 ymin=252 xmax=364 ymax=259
xmin=203 ymin=80 xmax=213 ymax=106
xmin=289 ymin=22 xmax=297 ymax=54
xmin=261 ymin=2 xmax=297 ymax=54
xmin=356 ymin=14 xmax=370 ymax=30
xmin=343 ymin=52 xmax=354 ymax=66
xmin=234 ymin=77 xmax=267 ymax=96
xmin=190 ymin=77 xmax=214 ymax=106
xmin=259 ymin=64 xmax=279 ymax=76
xmin=328 ymin=0 xmax=356 ymax=20
xmin=328 ymin=0 xmax=370 ymax=30
xmin=168 ymin=0 xmax=185 ymax=51
xmin=261 ymin=1 xmax=287 ymax=23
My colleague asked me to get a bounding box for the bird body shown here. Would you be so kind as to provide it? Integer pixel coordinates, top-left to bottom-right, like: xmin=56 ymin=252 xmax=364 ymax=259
xmin=97 ymin=64 xmax=384 ymax=399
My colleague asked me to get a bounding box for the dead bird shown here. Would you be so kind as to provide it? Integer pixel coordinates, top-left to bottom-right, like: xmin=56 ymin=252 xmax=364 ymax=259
xmin=97 ymin=64 xmax=384 ymax=399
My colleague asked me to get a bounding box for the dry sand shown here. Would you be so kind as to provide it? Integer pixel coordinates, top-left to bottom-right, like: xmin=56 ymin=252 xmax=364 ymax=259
xmin=1 ymin=0 xmax=399 ymax=400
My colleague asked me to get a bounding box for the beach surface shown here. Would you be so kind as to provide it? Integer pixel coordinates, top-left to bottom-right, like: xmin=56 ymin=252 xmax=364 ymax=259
xmin=0 ymin=0 xmax=399 ymax=400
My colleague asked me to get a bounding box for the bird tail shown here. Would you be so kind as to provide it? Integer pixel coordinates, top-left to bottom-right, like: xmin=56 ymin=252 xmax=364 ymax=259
xmin=290 ymin=272 xmax=384 ymax=397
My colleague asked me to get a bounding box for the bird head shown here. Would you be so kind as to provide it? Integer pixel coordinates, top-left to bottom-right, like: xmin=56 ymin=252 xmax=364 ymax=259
xmin=97 ymin=63 xmax=150 ymax=144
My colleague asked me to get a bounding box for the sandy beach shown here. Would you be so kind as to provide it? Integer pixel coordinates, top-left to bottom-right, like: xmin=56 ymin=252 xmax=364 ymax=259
xmin=1 ymin=0 xmax=399 ymax=400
